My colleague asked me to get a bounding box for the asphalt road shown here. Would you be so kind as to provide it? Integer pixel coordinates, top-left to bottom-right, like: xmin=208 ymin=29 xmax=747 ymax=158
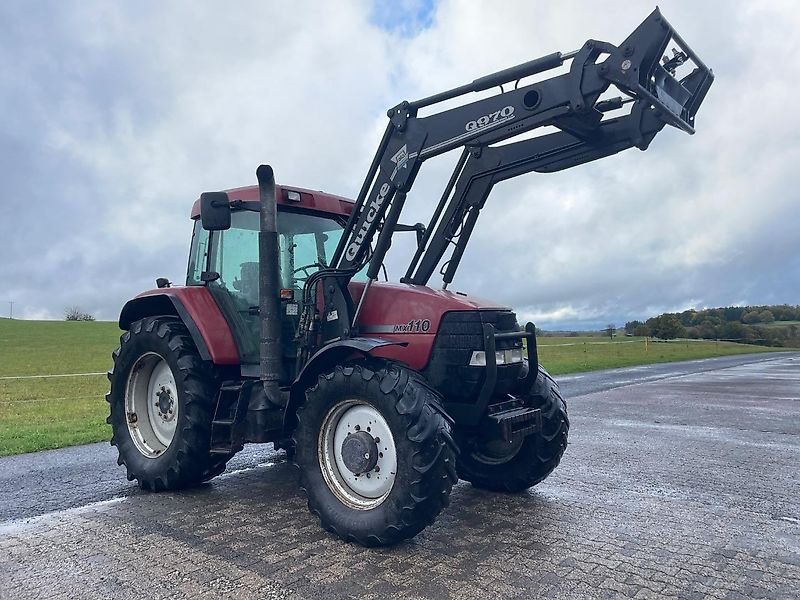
xmin=1 ymin=352 xmax=798 ymax=598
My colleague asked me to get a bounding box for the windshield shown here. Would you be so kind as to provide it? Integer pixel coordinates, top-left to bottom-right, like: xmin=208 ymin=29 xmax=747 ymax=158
xmin=210 ymin=209 xmax=361 ymax=295
xmin=188 ymin=208 xmax=364 ymax=363
xmin=188 ymin=209 xmax=363 ymax=287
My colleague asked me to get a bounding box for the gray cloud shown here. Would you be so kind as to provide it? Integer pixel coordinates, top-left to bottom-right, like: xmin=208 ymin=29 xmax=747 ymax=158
xmin=1 ymin=0 xmax=798 ymax=329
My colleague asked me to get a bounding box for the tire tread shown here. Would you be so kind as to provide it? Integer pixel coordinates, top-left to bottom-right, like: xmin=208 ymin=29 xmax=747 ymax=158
xmin=293 ymin=362 xmax=457 ymax=546
xmin=457 ymin=362 xmax=569 ymax=492
xmin=107 ymin=317 xmax=230 ymax=491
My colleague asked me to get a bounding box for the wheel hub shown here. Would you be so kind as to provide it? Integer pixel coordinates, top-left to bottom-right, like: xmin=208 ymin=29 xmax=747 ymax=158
xmin=341 ymin=431 xmax=379 ymax=474
xmin=319 ymin=401 xmax=398 ymax=510
xmin=125 ymin=353 xmax=179 ymax=458
xmin=156 ymin=387 xmax=175 ymax=420
xmin=471 ymin=436 xmax=525 ymax=465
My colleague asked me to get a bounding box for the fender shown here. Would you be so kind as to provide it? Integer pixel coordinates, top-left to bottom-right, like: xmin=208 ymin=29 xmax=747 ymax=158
xmin=119 ymin=287 xmax=239 ymax=365
xmin=284 ymin=337 xmax=407 ymax=428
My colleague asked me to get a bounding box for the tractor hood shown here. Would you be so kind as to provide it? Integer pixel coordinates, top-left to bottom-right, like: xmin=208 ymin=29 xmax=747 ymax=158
xmin=349 ymin=281 xmax=509 ymax=337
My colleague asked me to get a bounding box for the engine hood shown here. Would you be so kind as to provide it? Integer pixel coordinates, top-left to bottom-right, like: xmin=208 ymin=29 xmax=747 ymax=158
xmin=349 ymin=281 xmax=509 ymax=336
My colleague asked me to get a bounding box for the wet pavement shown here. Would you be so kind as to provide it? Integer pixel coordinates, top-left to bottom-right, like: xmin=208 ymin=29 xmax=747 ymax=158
xmin=2 ymin=353 xmax=790 ymax=524
xmin=1 ymin=354 xmax=799 ymax=598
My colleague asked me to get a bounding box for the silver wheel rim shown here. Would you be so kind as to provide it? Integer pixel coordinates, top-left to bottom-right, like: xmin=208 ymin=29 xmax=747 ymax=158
xmin=318 ymin=400 xmax=397 ymax=510
xmin=471 ymin=437 xmax=524 ymax=465
xmin=125 ymin=352 xmax=179 ymax=458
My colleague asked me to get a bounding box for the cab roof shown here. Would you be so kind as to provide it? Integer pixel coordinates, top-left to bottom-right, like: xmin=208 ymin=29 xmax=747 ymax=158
xmin=190 ymin=184 xmax=355 ymax=219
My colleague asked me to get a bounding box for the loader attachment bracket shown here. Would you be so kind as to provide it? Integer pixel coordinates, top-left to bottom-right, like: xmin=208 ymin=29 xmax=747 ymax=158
xmin=601 ymin=8 xmax=714 ymax=134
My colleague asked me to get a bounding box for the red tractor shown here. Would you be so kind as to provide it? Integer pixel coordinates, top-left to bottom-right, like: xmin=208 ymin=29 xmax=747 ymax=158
xmin=108 ymin=9 xmax=712 ymax=546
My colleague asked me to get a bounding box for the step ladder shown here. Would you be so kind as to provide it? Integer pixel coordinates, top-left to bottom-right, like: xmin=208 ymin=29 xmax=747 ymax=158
xmin=210 ymin=380 xmax=252 ymax=455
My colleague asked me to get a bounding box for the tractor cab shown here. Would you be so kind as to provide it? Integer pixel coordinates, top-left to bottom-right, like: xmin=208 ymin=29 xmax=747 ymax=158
xmin=188 ymin=186 xmax=365 ymax=371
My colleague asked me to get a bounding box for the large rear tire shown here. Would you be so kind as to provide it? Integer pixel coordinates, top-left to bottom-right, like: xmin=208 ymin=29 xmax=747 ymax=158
xmin=107 ymin=317 xmax=230 ymax=491
xmin=457 ymin=362 xmax=568 ymax=492
xmin=293 ymin=362 xmax=458 ymax=546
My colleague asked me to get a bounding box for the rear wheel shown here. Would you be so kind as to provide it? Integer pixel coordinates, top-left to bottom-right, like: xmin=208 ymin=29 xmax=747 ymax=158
xmin=107 ymin=317 xmax=230 ymax=490
xmin=457 ymin=363 xmax=569 ymax=492
xmin=293 ymin=362 xmax=458 ymax=546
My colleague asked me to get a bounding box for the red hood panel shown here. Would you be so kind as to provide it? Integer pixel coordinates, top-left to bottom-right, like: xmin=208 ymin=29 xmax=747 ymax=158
xmin=351 ymin=281 xmax=507 ymax=332
xmin=349 ymin=282 xmax=509 ymax=370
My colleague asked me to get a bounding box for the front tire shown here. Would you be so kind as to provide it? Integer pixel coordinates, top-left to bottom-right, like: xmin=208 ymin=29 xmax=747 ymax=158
xmin=457 ymin=363 xmax=569 ymax=492
xmin=106 ymin=317 xmax=230 ymax=491
xmin=293 ymin=362 xmax=458 ymax=546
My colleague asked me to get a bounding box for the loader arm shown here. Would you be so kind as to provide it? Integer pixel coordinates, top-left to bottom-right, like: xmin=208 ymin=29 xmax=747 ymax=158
xmin=402 ymin=93 xmax=688 ymax=286
xmin=308 ymin=7 xmax=712 ymax=346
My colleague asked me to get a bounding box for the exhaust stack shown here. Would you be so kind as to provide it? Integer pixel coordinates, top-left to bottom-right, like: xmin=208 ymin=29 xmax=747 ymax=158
xmin=256 ymin=164 xmax=283 ymax=404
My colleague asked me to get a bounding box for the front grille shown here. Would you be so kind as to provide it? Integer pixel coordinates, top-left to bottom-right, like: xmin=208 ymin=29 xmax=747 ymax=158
xmin=423 ymin=310 xmax=524 ymax=402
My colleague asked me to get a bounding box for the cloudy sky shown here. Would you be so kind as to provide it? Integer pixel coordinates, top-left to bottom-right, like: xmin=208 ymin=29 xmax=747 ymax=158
xmin=2 ymin=0 xmax=798 ymax=329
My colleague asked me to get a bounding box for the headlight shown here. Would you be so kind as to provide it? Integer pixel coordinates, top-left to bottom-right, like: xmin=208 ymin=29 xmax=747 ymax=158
xmin=469 ymin=351 xmax=487 ymax=366
xmin=469 ymin=348 xmax=524 ymax=366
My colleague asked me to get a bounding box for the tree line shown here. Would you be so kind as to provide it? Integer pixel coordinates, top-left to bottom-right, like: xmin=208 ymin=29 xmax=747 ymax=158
xmin=625 ymin=304 xmax=800 ymax=347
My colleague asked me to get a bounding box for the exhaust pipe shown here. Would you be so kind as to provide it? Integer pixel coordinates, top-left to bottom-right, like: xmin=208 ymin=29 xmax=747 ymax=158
xmin=256 ymin=164 xmax=283 ymax=405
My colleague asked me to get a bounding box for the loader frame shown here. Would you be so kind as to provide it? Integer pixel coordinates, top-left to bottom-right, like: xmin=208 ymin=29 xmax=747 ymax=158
xmin=298 ymin=8 xmax=712 ymax=359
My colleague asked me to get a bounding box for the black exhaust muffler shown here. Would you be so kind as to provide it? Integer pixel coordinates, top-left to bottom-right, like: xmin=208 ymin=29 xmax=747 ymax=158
xmin=244 ymin=165 xmax=285 ymax=442
xmin=256 ymin=164 xmax=283 ymax=402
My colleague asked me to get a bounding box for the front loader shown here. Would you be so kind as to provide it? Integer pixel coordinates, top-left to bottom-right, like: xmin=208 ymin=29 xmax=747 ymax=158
xmin=108 ymin=9 xmax=713 ymax=546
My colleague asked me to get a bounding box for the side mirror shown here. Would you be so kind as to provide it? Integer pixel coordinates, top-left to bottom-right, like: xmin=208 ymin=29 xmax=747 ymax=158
xmin=200 ymin=191 xmax=231 ymax=231
xmin=413 ymin=222 xmax=426 ymax=248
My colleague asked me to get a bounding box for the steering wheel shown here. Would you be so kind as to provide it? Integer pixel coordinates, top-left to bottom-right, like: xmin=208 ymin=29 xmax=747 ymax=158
xmin=292 ymin=263 xmax=319 ymax=283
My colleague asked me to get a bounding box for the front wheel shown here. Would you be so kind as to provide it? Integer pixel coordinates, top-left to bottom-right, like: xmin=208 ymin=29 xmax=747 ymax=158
xmin=293 ymin=362 xmax=458 ymax=546
xmin=457 ymin=363 xmax=569 ymax=492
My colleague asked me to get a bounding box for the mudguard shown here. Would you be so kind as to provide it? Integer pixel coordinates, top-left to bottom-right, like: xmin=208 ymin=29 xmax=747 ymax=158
xmin=118 ymin=287 xmax=239 ymax=365
xmin=284 ymin=337 xmax=407 ymax=428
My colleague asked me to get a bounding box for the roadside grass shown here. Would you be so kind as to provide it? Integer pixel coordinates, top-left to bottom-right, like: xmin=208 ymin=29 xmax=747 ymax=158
xmin=0 ymin=319 xmax=121 ymax=455
xmin=537 ymin=336 xmax=782 ymax=375
xmin=0 ymin=319 xmax=792 ymax=456
xmin=0 ymin=376 xmax=111 ymax=456
xmin=0 ymin=318 xmax=121 ymax=377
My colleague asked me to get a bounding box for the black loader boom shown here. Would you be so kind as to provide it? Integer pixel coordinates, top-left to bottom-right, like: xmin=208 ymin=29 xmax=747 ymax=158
xmin=308 ymin=7 xmax=712 ymax=346
xmin=403 ymin=95 xmax=692 ymax=287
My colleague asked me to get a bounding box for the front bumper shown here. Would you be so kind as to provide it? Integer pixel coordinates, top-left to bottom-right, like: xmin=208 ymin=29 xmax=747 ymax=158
xmin=444 ymin=321 xmax=540 ymax=430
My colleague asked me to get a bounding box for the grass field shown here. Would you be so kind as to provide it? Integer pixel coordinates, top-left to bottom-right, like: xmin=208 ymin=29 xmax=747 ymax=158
xmin=536 ymin=336 xmax=779 ymax=375
xmin=0 ymin=318 xmax=791 ymax=456
xmin=0 ymin=319 xmax=121 ymax=456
